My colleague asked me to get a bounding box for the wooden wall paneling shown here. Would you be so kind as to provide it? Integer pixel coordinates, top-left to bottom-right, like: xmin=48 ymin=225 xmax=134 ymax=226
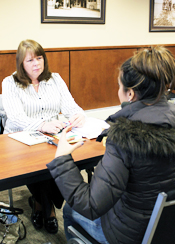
xmin=1 ymin=45 xmax=175 ymax=109
xmin=70 ymin=48 xmax=137 ymax=110
xmin=166 ymin=46 xmax=175 ymax=57
xmin=0 ymin=53 xmax=16 ymax=93
xmin=0 ymin=51 xmax=70 ymax=93
xmin=45 ymin=51 xmax=70 ymax=88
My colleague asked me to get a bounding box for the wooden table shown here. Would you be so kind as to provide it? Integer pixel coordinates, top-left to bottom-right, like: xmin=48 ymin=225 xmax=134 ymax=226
xmin=0 ymin=134 xmax=105 ymax=191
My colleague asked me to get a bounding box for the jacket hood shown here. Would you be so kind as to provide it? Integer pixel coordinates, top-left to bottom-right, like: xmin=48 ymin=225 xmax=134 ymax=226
xmin=108 ymin=117 xmax=175 ymax=159
xmin=106 ymin=97 xmax=175 ymax=128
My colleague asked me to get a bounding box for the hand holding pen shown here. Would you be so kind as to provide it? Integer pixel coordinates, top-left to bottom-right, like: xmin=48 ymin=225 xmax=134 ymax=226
xmin=39 ymin=120 xmax=65 ymax=134
xmin=59 ymin=121 xmax=71 ymax=133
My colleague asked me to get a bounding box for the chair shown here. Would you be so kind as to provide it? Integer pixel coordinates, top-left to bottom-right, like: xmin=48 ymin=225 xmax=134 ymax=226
xmin=67 ymin=223 xmax=100 ymax=244
xmin=142 ymin=190 xmax=175 ymax=244
xmin=67 ymin=190 xmax=175 ymax=244
xmin=0 ymin=94 xmax=7 ymax=134
xmin=0 ymin=94 xmax=13 ymax=208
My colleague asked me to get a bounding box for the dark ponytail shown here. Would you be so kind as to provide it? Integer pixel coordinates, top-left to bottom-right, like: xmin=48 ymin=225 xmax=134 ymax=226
xmin=119 ymin=46 xmax=175 ymax=104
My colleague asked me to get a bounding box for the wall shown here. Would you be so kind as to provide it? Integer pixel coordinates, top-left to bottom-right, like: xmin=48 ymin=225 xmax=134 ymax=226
xmin=1 ymin=45 xmax=175 ymax=111
xmin=0 ymin=0 xmax=175 ymax=51
xmin=1 ymin=1 xmax=175 ymax=116
xmin=59 ymin=105 xmax=121 ymax=121
xmin=0 ymin=46 xmax=138 ymax=109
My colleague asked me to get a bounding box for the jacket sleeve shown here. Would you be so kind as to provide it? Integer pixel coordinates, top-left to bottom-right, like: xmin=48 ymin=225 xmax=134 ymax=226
xmin=47 ymin=140 xmax=129 ymax=220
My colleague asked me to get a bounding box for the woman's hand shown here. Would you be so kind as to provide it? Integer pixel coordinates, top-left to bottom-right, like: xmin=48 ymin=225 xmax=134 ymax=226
xmin=69 ymin=114 xmax=86 ymax=128
xmin=40 ymin=120 xmax=65 ymax=134
xmin=55 ymin=126 xmax=84 ymax=158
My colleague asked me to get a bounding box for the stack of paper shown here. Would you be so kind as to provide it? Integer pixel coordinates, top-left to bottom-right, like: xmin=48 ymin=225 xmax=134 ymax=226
xmin=55 ymin=117 xmax=110 ymax=140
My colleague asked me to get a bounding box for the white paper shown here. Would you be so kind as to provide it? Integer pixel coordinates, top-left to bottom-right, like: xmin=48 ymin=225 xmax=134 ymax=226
xmin=71 ymin=117 xmax=110 ymax=139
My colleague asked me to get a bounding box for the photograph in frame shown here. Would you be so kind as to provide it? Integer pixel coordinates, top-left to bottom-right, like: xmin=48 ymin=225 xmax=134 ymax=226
xmin=150 ymin=0 xmax=175 ymax=31
xmin=41 ymin=0 xmax=106 ymax=24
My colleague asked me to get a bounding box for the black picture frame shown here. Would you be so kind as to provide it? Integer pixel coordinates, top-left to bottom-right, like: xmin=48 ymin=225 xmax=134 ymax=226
xmin=149 ymin=0 xmax=175 ymax=32
xmin=41 ymin=0 xmax=106 ymax=24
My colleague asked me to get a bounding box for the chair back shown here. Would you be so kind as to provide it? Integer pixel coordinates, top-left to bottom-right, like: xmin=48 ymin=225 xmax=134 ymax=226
xmin=142 ymin=190 xmax=175 ymax=244
xmin=0 ymin=94 xmax=7 ymax=134
xmin=68 ymin=191 xmax=175 ymax=244
xmin=67 ymin=223 xmax=100 ymax=244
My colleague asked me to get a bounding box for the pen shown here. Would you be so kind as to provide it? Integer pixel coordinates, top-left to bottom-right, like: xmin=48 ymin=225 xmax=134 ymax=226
xmin=58 ymin=128 xmax=64 ymax=134
xmin=47 ymin=140 xmax=58 ymax=147
xmin=58 ymin=122 xmax=71 ymax=134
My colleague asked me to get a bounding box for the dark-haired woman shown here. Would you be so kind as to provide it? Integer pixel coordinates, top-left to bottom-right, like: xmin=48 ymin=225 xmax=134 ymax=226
xmin=47 ymin=46 xmax=175 ymax=243
xmin=2 ymin=39 xmax=85 ymax=234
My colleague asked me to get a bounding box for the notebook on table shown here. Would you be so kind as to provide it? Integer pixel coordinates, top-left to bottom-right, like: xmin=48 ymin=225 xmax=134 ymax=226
xmin=8 ymin=131 xmax=53 ymax=146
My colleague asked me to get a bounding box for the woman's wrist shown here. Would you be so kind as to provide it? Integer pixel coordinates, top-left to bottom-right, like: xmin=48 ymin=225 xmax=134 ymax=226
xmin=38 ymin=122 xmax=46 ymax=132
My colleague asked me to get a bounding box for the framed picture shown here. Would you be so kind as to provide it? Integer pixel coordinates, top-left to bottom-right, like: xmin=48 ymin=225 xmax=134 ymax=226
xmin=41 ymin=0 xmax=106 ymax=24
xmin=149 ymin=0 xmax=175 ymax=32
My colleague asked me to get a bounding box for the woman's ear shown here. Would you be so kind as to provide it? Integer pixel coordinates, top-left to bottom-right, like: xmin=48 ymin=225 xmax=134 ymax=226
xmin=128 ymin=89 xmax=136 ymax=102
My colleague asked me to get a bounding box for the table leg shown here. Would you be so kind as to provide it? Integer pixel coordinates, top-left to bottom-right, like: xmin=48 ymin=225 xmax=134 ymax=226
xmin=86 ymin=168 xmax=94 ymax=183
xmin=8 ymin=189 xmax=13 ymax=208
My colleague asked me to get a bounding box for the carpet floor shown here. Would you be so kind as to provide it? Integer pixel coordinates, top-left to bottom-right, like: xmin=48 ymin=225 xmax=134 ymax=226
xmin=0 ymin=185 xmax=67 ymax=244
xmin=0 ymin=171 xmax=88 ymax=244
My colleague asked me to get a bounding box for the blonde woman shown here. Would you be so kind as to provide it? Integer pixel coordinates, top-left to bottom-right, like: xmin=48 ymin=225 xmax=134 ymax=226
xmin=2 ymin=39 xmax=85 ymax=234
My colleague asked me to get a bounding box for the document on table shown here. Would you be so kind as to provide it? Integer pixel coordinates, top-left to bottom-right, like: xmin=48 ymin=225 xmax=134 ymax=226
xmin=72 ymin=117 xmax=110 ymax=139
xmin=8 ymin=131 xmax=54 ymax=146
xmin=54 ymin=117 xmax=110 ymax=140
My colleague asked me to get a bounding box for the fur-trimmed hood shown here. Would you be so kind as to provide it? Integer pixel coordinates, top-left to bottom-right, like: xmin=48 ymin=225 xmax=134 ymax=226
xmin=108 ymin=117 xmax=175 ymax=158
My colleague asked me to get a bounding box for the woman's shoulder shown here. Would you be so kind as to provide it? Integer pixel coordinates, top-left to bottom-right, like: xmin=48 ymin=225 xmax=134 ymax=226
xmin=50 ymin=73 xmax=67 ymax=87
xmin=107 ymin=117 xmax=175 ymax=159
xmin=2 ymin=73 xmax=16 ymax=85
xmin=51 ymin=72 xmax=62 ymax=80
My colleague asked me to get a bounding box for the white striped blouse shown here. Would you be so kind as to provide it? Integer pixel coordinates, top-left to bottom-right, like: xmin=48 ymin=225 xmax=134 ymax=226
xmin=2 ymin=73 xmax=85 ymax=134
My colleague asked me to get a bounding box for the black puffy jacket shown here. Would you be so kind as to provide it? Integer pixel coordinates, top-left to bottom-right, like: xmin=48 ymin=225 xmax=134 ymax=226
xmin=47 ymin=97 xmax=175 ymax=244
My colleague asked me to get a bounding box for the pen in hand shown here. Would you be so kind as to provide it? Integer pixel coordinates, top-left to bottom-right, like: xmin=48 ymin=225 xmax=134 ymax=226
xmin=47 ymin=140 xmax=58 ymax=147
xmin=58 ymin=122 xmax=71 ymax=134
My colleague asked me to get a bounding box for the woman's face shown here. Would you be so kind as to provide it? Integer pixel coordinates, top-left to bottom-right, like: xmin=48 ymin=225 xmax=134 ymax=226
xmin=118 ymin=77 xmax=130 ymax=104
xmin=23 ymin=51 xmax=44 ymax=81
